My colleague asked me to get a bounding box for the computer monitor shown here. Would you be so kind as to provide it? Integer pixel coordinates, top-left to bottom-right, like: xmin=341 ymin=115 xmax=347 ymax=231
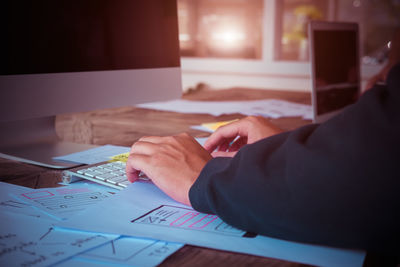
xmin=309 ymin=21 xmax=360 ymax=123
xmin=0 ymin=0 xmax=182 ymax=168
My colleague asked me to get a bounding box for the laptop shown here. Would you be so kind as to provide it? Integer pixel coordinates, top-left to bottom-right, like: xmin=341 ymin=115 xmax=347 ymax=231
xmin=309 ymin=21 xmax=361 ymax=123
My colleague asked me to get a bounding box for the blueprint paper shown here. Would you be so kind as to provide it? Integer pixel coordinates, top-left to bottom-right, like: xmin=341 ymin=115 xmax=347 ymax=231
xmin=137 ymin=99 xmax=312 ymax=119
xmin=12 ymin=183 xmax=117 ymax=220
xmin=0 ymin=182 xmax=55 ymax=220
xmin=53 ymin=144 xmax=130 ymax=165
xmin=57 ymin=237 xmax=183 ymax=267
xmin=0 ymin=211 xmax=117 ymax=267
xmin=59 ymin=182 xmax=365 ymax=267
xmin=1 ymin=182 xmax=184 ymax=267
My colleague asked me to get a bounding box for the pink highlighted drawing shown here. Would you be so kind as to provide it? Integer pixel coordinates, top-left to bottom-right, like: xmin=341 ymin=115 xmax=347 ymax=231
xmin=131 ymin=205 xmax=249 ymax=237
xmin=170 ymin=212 xmax=199 ymax=227
xmin=21 ymin=191 xmax=55 ymax=199
xmin=188 ymin=215 xmax=218 ymax=229
xmin=56 ymin=188 xmax=90 ymax=195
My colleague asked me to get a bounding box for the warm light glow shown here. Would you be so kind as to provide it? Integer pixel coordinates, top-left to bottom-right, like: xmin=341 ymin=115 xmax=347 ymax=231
xmin=179 ymin=33 xmax=191 ymax=42
xmin=208 ymin=22 xmax=247 ymax=51
xmin=176 ymin=0 xmax=263 ymax=58
xmin=211 ymin=30 xmax=246 ymax=43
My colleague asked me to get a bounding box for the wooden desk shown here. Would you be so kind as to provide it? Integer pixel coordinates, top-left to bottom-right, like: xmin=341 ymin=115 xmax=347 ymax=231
xmin=55 ymin=88 xmax=311 ymax=147
xmin=1 ymin=88 xmax=362 ymax=266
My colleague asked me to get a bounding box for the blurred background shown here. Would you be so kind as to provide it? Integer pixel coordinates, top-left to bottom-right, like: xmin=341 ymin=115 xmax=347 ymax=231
xmin=176 ymin=0 xmax=400 ymax=92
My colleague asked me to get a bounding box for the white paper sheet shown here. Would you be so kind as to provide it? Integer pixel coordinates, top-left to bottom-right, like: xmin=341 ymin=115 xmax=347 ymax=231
xmin=0 ymin=211 xmax=117 ymax=267
xmin=59 ymin=182 xmax=365 ymax=267
xmin=53 ymin=145 xmax=130 ymax=165
xmin=195 ymin=137 xmax=208 ymax=147
xmin=137 ymin=99 xmax=312 ymax=120
xmin=53 ymin=139 xmax=208 ymax=167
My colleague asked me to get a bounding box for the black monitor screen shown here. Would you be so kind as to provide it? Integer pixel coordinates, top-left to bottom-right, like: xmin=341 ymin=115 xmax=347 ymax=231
xmin=313 ymin=30 xmax=359 ymax=116
xmin=1 ymin=0 xmax=180 ymax=75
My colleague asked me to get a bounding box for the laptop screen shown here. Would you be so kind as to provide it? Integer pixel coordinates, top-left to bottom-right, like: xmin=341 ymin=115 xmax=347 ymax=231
xmin=310 ymin=22 xmax=360 ymax=122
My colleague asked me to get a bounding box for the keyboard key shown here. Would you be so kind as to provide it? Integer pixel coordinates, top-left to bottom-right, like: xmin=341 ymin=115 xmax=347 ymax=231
xmin=107 ymin=176 xmax=127 ymax=184
xmin=71 ymin=161 xmax=135 ymax=190
xmin=96 ymin=173 xmax=119 ymax=180
xmin=118 ymin=180 xmax=131 ymax=188
xmin=77 ymin=169 xmax=88 ymax=174
xmin=116 ymin=170 xmax=126 ymax=176
xmin=84 ymin=170 xmax=103 ymax=177
xmin=114 ymin=161 xmax=125 ymax=167
xmin=88 ymin=167 xmax=104 ymax=172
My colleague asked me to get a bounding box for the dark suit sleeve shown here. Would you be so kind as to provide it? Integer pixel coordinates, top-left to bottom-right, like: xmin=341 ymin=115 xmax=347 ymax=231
xmin=189 ymin=64 xmax=400 ymax=250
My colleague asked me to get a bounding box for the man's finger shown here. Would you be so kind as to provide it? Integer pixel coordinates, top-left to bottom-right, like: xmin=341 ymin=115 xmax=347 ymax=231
xmin=204 ymin=122 xmax=242 ymax=152
xmin=126 ymin=154 xmax=151 ymax=182
xmin=229 ymin=136 xmax=247 ymax=152
xmin=217 ymin=136 xmax=236 ymax=152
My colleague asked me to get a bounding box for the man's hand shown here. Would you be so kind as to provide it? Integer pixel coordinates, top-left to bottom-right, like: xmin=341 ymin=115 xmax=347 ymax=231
xmin=204 ymin=116 xmax=283 ymax=157
xmin=365 ymin=64 xmax=392 ymax=91
xmin=126 ymin=133 xmax=212 ymax=206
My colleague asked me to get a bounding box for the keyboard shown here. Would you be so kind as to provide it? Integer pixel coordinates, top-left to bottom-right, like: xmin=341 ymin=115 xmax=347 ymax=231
xmin=62 ymin=161 xmax=148 ymax=190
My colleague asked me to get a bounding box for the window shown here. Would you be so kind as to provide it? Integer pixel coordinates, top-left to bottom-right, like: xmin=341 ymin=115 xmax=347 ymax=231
xmin=276 ymin=0 xmax=331 ymax=61
xmin=177 ymin=0 xmax=400 ymax=91
xmin=178 ymin=0 xmax=264 ymax=59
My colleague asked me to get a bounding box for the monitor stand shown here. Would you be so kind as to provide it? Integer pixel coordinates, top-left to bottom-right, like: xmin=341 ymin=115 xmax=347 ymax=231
xmin=0 ymin=116 xmax=97 ymax=169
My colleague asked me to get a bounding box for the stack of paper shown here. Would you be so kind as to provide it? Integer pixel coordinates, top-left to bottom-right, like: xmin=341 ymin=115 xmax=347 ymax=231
xmin=53 ymin=145 xmax=130 ymax=165
xmin=137 ymin=99 xmax=313 ymax=120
